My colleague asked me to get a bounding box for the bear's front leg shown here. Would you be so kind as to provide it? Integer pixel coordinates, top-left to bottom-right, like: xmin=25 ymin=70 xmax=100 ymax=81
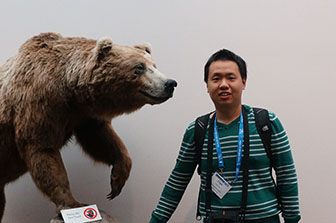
xmin=107 ymin=148 xmax=132 ymax=200
xmin=74 ymin=118 xmax=132 ymax=200
xmin=24 ymin=147 xmax=82 ymax=211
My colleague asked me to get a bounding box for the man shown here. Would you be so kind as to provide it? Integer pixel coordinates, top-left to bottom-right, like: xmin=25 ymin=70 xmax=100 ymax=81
xmin=149 ymin=49 xmax=300 ymax=223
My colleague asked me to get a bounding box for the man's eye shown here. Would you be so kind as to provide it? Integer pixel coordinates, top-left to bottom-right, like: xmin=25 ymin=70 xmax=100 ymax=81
xmin=134 ymin=64 xmax=146 ymax=75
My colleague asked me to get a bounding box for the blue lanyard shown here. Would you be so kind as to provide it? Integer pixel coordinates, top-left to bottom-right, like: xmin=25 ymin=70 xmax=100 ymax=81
xmin=214 ymin=111 xmax=244 ymax=182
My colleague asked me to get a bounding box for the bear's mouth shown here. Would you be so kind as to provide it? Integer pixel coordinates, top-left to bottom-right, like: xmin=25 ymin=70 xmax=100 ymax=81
xmin=140 ymin=90 xmax=171 ymax=103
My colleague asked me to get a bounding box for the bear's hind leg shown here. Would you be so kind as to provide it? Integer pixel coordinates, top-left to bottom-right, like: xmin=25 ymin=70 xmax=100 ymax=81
xmin=0 ymin=185 xmax=5 ymax=221
xmin=24 ymin=147 xmax=82 ymax=211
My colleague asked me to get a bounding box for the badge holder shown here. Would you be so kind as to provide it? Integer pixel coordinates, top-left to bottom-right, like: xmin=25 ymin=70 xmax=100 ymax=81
xmin=211 ymin=172 xmax=232 ymax=199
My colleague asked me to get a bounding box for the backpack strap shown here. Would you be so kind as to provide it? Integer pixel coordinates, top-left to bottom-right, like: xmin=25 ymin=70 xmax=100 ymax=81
xmin=195 ymin=112 xmax=212 ymax=175
xmin=253 ymin=108 xmax=272 ymax=160
xmin=253 ymin=107 xmax=282 ymax=210
xmin=204 ymin=115 xmax=216 ymax=220
xmin=194 ymin=112 xmax=212 ymax=221
xmin=240 ymin=107 xmax=250 ymax=222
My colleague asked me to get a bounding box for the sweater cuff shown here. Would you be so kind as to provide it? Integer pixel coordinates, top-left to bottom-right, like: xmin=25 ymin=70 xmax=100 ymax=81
xmin=149 ymin=212 xmax=166 ymax=223
xmin=149 ymin=217 xmax=162 ymax=223
xmin=284 ymin=215 xmax=301 ymax=223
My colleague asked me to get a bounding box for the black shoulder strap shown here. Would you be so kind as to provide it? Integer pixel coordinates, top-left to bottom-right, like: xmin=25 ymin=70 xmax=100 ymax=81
xmin=253 ymin=107 xmax=272 ymax=161
xmin=205 ymin=115 xmax=215 ymax=219
xmin=240 ymin=107 xmax=250 ymax=222
xmin=195 ymin=113 xmax=211 ymax=221
xmin=195 ymin=112 xmax=211 ymax=175
xmin=253 ymin=107 xmax=282 ymax=210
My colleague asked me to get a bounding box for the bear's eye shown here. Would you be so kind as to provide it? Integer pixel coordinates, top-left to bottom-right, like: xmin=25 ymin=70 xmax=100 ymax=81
xmin=134 ymin=63 xmax=146 ymax=75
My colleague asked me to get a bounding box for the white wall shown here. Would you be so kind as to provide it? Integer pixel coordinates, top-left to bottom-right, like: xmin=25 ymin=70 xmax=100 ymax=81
xmin=1 ymin=0 xmax=335 ymax=222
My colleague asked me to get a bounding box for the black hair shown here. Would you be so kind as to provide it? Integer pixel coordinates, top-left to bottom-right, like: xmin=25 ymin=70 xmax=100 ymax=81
xmin=204 ymin=49 xmax=247 ymax=83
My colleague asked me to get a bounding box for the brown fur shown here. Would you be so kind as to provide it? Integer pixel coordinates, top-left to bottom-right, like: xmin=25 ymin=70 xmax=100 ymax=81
xmin=0 ymin=32 xmax=177 ymax=220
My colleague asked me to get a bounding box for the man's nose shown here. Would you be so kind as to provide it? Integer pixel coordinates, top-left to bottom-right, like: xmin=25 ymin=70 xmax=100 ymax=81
xmin=219 ymin=79 xmax=229 ymax=89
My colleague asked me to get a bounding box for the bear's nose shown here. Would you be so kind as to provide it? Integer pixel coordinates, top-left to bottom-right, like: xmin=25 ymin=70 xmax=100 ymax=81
xmin=165 ymin=79 xmax=178 ymax=93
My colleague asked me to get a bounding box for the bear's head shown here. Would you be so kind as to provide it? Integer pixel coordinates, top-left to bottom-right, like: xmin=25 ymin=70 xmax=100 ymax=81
xmin=78 ymin=37 xmax=177 ymax=117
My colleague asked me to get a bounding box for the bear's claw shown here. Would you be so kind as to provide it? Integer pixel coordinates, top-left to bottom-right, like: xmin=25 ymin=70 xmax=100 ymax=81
xmin=107 ymin=178 xmax=122 ymax=200
xmin=107 ymin=169 xmax=127 ymax=200
xmin=107 ymin=190 xmax=119 ymax=200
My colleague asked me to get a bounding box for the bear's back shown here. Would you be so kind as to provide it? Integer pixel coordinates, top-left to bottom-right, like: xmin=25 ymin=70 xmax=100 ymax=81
xmin=18 ymin=32 xmax=96 ymax=60
xmin=0 ymin=33 xmax=97 ymax=120
xmin=1 ymin=33 xmax=97 ymax=91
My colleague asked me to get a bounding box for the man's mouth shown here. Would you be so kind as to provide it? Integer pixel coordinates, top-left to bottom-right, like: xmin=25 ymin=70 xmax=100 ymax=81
xmin=219 ymin=92 xmax=231 ymax=96
xmin=218 ymin=92 xmax=231 ymax=100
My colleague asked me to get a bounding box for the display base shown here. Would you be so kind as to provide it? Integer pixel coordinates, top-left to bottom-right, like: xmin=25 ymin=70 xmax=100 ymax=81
xmin=50 ymin=210 xmax=119 ymax=223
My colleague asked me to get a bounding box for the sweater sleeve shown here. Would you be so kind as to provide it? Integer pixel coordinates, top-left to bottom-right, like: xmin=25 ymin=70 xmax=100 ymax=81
xmin=149 ymin=122 xmax=198 ymax=223
xmin=269 ymin=113 xmax=301 ymax=222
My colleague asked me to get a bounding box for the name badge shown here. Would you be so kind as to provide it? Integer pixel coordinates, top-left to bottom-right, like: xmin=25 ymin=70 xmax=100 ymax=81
xmin=60 ymin=204 xmax=102 ymax=223
xmin=212 ymin=172 xmax=232 ymax=199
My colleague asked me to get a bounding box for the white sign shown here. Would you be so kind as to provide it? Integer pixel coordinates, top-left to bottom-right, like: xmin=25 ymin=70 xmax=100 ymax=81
xmin=60 ymin=204 xmax=102 ymax=223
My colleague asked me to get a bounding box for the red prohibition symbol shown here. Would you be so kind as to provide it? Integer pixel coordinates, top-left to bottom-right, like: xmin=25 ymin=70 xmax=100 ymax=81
xmin=84 ymin=208 xmax=98 ymax=219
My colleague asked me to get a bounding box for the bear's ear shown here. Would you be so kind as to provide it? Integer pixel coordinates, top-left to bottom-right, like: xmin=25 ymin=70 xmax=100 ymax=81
xmin=134 ymin=42 xmax=152 ymax=54
xmin=94 ymin=37 xmax=113 ymax=61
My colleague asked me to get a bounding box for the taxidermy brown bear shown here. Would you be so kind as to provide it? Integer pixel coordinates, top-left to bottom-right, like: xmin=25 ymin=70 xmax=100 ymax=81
xmin=0 ymin=32 xmax=177 ymax=220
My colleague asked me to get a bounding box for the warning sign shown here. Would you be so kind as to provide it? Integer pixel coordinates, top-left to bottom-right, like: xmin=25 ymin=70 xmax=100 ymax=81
xmin=60 ymin=204 xmax=102 ymax=223
xmin=84 ymin=208 xmax=98 ymax=219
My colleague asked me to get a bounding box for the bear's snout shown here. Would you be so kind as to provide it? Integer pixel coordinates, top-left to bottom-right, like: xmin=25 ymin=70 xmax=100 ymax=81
xmin=164 ymin=79 xmax=178 ymax=94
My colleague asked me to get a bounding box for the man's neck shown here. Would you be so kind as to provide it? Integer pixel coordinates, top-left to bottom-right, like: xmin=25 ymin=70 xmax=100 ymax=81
xmin=215 ymin=104 xmax=242 ymax=124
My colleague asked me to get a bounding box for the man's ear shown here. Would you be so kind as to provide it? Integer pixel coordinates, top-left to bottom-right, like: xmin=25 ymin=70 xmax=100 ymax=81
xmin=134 ymin=42 xmax=152 ymax=54
xmin=94 ymin=37 xmax=113 ymax=62
xmin=242 ymin=78 xmax=247 ymax=90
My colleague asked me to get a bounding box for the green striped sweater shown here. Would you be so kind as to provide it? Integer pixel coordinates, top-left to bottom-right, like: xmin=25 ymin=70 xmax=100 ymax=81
xmin=150 ymin=105 xmax=300 ymax=222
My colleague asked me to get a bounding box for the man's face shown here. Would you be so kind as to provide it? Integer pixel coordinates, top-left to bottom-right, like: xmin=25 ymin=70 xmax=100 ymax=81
xmin=206 ymin=60 xmax=246 ymax=110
